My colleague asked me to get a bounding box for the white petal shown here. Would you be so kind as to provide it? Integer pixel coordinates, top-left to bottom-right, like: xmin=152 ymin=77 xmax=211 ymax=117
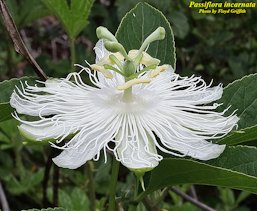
xmin=92 ymin=40 xmax=125 ymax=88
xmin=11 ymin=73 xmax=121 ymax=142
xmin=18 ymin=122 xmax=76 ymax=141
xmin=53 ymin=115 xmax=122 ymax=169
xmin=10 ymin=75 xmax=96 ymax=117
xmin=115 ymin=115 xmax=160 ymax=169
xmin=142 ymin=110 xmax=233 ymax=160
xmin=94 ymin=39 xmax=109 ymax=63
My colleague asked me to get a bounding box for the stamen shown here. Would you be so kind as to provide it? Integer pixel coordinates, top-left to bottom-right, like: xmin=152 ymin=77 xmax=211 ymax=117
xmin=149 ymin=65 xmax=171 ymax=78
xmin=97 ymin=53 xmax=124 ymax=66
xmin=104 ymin=40 xmax=129 ymax=60
xmin=139 ymin=27 xmax=165 ymax=53
xmin=96 ymin=26 xmax=117 ymax=42
xmin=128 ymin=50 xmax=160 ymax=66
xmin=117 ymin=78 xmax=151 ymax=90
xmin=91 ymin=64 xmax=113 ymax=79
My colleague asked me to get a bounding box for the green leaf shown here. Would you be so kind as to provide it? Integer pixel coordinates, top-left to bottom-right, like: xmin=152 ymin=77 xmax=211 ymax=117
xmin=219 ymin=73 xmax=257 ymax=129
xmin=217 ymin=73 xmax=257 ymax=145
xmin=7 ymin=169 xmax=44 ymax=194
xmin=42 ymin=0 xmax=94 ymax=38
xmin=59 ymin=188 xmax=90 ymax=211
xmin=145 ymin=146 xmax=257 ymax=195
xmin=0 ymin=77 xmax=37 ymax=122
xmin=0 ymin=104 xmax=14 ymax=122
xmin=20 ymin=0 xmax=50 ymax=26
xmin=168 ymin=11 xmax=189 ymax=39
xmin=218 ymin=125 xmax=257 ymax=145
xmin=6 ymin=0 xmax=50 ymax=26
xmin=116 ymin=2 xmax=176 ymax=68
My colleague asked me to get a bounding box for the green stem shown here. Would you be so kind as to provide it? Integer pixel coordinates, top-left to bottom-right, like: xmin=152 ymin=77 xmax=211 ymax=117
xmin=127 ymin=64 xmax=157 ymax=80
xmin=104 ymin=64 xmax=125 ymax=76
xmin=108 ymin=157 xmax=120 ymax=211
xmin=134 ymin=191 xmax=148 ymax=203
xmin=70 ymin=38 xmax=76 ymax=72
xmin=122 ymin=87 xmax=133 ymax=102
xmin=86 ymin=161 xmax=96 ymax=211
xmin=109 ymin=54 xmax=123 ymax=71
xmin=134 ymin=177 xmax=139 ymax=199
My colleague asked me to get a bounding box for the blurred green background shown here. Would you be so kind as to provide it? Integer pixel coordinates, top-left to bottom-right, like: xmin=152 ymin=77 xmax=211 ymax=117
xmin=0 ymin=0 xmax=257 ymax=210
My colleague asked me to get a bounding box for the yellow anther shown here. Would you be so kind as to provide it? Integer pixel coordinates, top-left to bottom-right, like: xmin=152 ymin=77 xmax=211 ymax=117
xmin=149 ymin=65 xmax=170 ymax=78
xmin=117 ymin=78 xmax=151 ymax=90
xmin=128 ymin=50 xmax=160 ymax=66
xmin=91 ymin=64 xmax=113 ymax=79
xmin=97 ymin=53 xmax=124 ymax=66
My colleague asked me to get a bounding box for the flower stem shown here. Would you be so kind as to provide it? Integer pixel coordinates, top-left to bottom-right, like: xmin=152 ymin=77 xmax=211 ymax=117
xmin=108 ymin=157 xmax=120 ymax=211
xmin=86 ymin=161 xmax=96 ymax=211
xmin=70 ymin=38 xmax=76 ymax=72
xmin=122 ymin=87 xmax=133 ymax=102
xmin=134 ymin=191 xmax=148 ymax=203
xmin=134 ymin=177 xmax=139 ymax=199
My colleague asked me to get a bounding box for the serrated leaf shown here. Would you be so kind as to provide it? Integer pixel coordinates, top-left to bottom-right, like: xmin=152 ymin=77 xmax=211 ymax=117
xmin=0 ymin=77 xmax=37 ymax=122
xmin=217 ymin=73 xmax=257 ymax=145
xmin=116 ymin=2 xmax=176 ymax=68
xmin=0 ymin=103 xmax=14 ymax=122
xmin=145 ymin=146 xmax=257 ymax=194
xmin=207 ymin=146 xmax=257 ymax=177
xmin=219 ymin=73 xmax=257 ymax=129
xmin=19 ymin=0 xmax=50 ymax=26
xmin=42 ymin=0 xmax=94 ymax=38
xmin=59 ymin=188 xmax=90 ymax=211
xmin=218 ymin=125 xmax=257 ymax=145
xmin=7 ymin=169 xmax=44 ymax=194
xmin=168 ymin=11 xmax=189 ymax=39
xmin=6 ymin=0 xmax=50 ymax=27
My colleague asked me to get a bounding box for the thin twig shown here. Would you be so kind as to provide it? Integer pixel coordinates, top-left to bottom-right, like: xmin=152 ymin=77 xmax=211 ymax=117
xmin=170 ymin=187 xmax=216 ymax=211
xmin=0 ymin=0 xmax=48 ymax=81
xmin=189 ymin=185 xmax=198 ymax=200
xmin=0 ymin=182 xmax=10 ymax=211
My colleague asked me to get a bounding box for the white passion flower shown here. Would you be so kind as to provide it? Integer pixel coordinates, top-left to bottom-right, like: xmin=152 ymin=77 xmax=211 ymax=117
xmin=10 ymin=27 xmax=238 ymax=172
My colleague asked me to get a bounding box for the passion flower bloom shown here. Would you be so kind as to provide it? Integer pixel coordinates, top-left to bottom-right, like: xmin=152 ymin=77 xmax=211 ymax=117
xmin=10 ymin=27 xmax=238 ymax=171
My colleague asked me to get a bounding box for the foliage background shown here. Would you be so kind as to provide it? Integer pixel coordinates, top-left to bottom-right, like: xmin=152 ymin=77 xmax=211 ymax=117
xmin=0 ymin=0 xmax=257 ymax=210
